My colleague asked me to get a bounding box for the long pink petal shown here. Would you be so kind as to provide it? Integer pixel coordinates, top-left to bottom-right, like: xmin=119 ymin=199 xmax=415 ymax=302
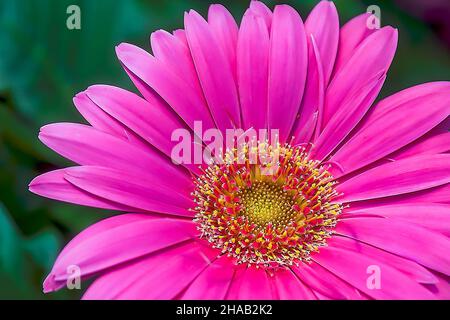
xmin=391 ymin=117 xmax=450 ymax=160
xmin=116 ymin=43 xmax=216 ymax=131
xmin=44 ymin=214 xmax=197 ymax=293
xmin=268 ymin=5 xmax=307 ymax=143
xmin=237 ymin=8 xmax=270 ymax=130
xmin=292 ymin=262 xmax=362 ymax=299
xmin=84 ymin=85 xmax=200 ymax=174
xmin=181 ymin=256 xmax=235 ymax=300
xmin=335 ymin=217 xmax=450 ymax=275
xmin=313 ymin=242 xmax=435 ymax=299
xmin=64 ymin=166 xmax=193 ymax=217
xmin=83 ymin=241 xmax=218 ymax=300
xmin=249 ymin=1 xmax=272 ymax=29
xmin=29 ymin=169 xmax=133 ymax=211
xmin=208 ymin=4 xmax=238 ymax=82
xmin=38 ymin=123 xmax=191 ymax=187
xmin=312 ymin=71 xmax=386 ymax=160
xmin=291 ymin=35 xmax=324 ymax=144
xmin=272 ymin=269 xmax=316 ymax=300
xmin=226 ymin=266 xmax=274 ymax=300
xmin=344 ymin=203 xmax=450 ymax=236
xmin=336 ymin=154 xmax=450 ymax=202
xmin=322 ymin=27 xmax=397 ymax=130
xmin=185 ymin=10 xmax=241 ymax=131
xmin=304 ymin=0 xmax=339 ymax=84
xmin=328 ymin=235 xmax=438 ymax=284
xmin=73 ymin=92 xmax=128 ymax=139
xmin=333 ymin=13 xmax=377 ymax=75
xmin=150 ymin=29 xmax=204 ymax=97
xmin=330 ymin=82 xmax=450 ymax=177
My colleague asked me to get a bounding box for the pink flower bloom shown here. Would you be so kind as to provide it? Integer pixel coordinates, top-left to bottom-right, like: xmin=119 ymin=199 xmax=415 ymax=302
xmin=30 ymin=1 xmax=450 ymax=300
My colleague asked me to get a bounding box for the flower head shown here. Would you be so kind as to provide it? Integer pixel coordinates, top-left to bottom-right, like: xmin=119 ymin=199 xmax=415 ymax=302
xmin=30 ymin=1 xmax=450 ymax=300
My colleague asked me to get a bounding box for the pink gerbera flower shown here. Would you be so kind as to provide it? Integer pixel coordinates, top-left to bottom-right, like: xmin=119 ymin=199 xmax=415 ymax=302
xmin=30 ymin=1 xmax=450 ymax=300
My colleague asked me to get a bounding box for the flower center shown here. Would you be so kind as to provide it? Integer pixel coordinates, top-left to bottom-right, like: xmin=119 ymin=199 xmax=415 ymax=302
xmin=193 ymin=143 xmax=342 ymax=268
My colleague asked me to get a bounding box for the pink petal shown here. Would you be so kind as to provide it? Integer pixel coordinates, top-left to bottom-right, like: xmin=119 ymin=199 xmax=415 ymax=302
xmin=330 ymin=82 xmax=450 ymax=177
xmin=44 ymin=214 xmax=196 ymax=293
xmin=333 ymin=13 xmax=377 ymax=75
xmin=208 ymin=4 xmax=238 ymax=81
xmin=268 ymin=5 xmax=307 ymax=143
xmin=328 ymin=235 xmax=438 ymax=284
xmin=64 ymin=166 xmax=193 ymax=217
xmin=181 ymin=256 xmax=235 ymax=300
xmin=321 ymin=27 xmax=397 ymax=131
xmin=344 ymin=203 xmax=450 ymax=236
xmin=185 ymin=10 xmax=241 ymax=131
xmin=313 ymin=242 xmax=436 ymax=299
xmin=272 ymin=269 xmax=316 ymax=300
xmin=116 ymin=43 xmax=216 ymax=131
xmin=391 ymin=117 xmax=450 ymax=160
xmin=226 ymin=266 xmax=274 ymax=300
xmin=335 ymin=217 xmax=450 ymax=275
xmin=29 ymin=169 xmax=133 ymax=211
xmin=83 ymin=241 xmax=218 ymax=300
xmin=38 ymin=123 xmax=191 ymax=187
xmin=73 ymin=92 xmax=128 ymax=139
xmin=336 ymin=154 xmax=450 ymax=202
xmin=348 ymin=183 xmax=450 ymax=207
xmin=291 ymin=35 xmax=324 ymax=144
xmin=304 ymin=0 xmax=339 ymax=84
xmin=237 ymin=8 xmax=270 ymax=130
xmin=84 ymin=85 xmax=200 ymax=174
xmin=312 ymin=71 xmax=386 ymax=160
xmin=150 ymin=30 xmax=204 ymax=97
xmin=249 ymin=1 xmax=272 ymax=29
xmin=292 ymin=262 xmax=362 ymax=299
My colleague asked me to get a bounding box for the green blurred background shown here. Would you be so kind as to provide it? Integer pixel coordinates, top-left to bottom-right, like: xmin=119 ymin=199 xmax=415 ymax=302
xmin=0 ymin=0 xmax=449 ymax=299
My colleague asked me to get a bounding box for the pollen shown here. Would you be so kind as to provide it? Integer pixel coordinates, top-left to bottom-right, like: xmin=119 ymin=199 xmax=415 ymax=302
xmin=192 ymin=142 xmax=342 ymax=268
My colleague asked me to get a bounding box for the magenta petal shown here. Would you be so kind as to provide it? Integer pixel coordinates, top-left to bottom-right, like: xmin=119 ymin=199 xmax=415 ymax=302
xmin=73 ymin=92 xmax=128 ymax=139
xmin=272 ymin=269 xmax=316 ymax=300
xmin=391 ymin=118 xmax=450 ymax=160
xmin=208 ymin=4 xmax=239 ymax=82
xmin=312 ymin=71 xmax=386 ymax=160
xmin=345 ymin=203 xmax=450 ymax=236
xmin=237 ymin=8 xmax=270 ymax=130
xmin=292 ymin=262 xmax=362 ymax=300
xmin=84 ymin=85 xmax=200 ymax=174
xmin=322 ymin=27 xmax=397 ymax=130
xmin=185 ymin=10 xmax=241 ymax=131
xmin=115 ymin=43 xmax=215 ymax=131
xmin=336 ymin=154 xmax=450 ymax=202
xmin=291 ymin=35 xmax=324 ymax=144
xmin=38 ymin=123 xmax=190 ymax=186
xmin=150 ymin=29 xmax=204 ymax=98
xmin=83 ymin=241 xmax=218 ymax=300
xmin=333 ymin=13 xmax=377 ymax=75
xmin=64 ymin=166 xmax=193 ymax=217
xmin=304 ymin=0 xmax=339 ymax=84
xmin=43 ymin=214 xmax=197 ymax=293
xmin=313 ymin=243 xmax=435 ymax=299
xmin=249 ymin=1 xmax=272 ymax=29
xmin=181 ymin=256 xmax=235 ymax=300
xmin=29 ymin=169 xmax=133 ymax=212
xmin=226 ymin=266 xmax=273 ymax=300
xmin=268 ymin=5 xmax=307 ymax=143
xmin=335 ymin=217 xmax=450 ymax=275
xmin=331 ymin=82 xmax=450 ymax=176
xmin=328 ymin=236 xmax=438 ymax=284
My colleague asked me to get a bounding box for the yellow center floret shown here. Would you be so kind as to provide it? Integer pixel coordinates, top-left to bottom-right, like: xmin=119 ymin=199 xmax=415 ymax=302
xmin=193 ymin=142 xmax=342 ymax=268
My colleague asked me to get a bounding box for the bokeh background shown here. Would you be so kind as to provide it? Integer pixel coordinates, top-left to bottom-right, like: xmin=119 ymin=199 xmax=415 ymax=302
xmin=0 ymin=0 xmax=449 ymax=299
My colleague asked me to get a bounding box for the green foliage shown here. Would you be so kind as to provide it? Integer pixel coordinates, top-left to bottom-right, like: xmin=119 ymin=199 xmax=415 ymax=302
xmin=0 ymin=0 xmax=449 ymax=299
